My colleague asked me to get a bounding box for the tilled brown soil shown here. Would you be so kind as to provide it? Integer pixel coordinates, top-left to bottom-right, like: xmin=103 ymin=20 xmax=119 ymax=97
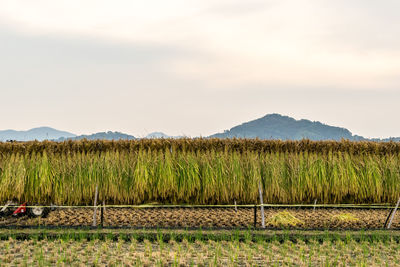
xmin=0 ymin=208 xmax=399 ymax=229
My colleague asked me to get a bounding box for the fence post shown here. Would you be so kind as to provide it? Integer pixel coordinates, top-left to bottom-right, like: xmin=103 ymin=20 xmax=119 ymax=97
xmin=387 ymin=197 xmax=400 ymax=229
xmin=313 ymin=199 xmax=317 ymax=211
xmin=234 ymin=200 xmax=237 ymax=212
xmin=384 ymin=209 xmax=394 ymax=228
xmin=259 ymin=182 xmax=265 ymax=228
xmin=100 ymin=200 xmax=105 ymax=227
xmin=92 ymin=185 xmax=98 ymax=227
xmin=254 ymin=205 xmax=257 ymax=228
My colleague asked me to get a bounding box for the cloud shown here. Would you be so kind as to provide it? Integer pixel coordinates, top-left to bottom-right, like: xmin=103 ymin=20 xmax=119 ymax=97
xmin=0 ymin=1 xmax=399 ymax=137
xmin=1 ymin=0 xmax=399 ymax=91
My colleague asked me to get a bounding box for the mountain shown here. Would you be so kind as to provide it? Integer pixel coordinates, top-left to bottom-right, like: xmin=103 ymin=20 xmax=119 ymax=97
xmin=144 ymin=132 xmax=185 ymax=139
xmin=145 ymin=132 xmax=170 ymax=139
xmin=57 ymin=131 xmax=135 ymax=141
xmin=0 ymin=127 xmax=76 ymax=141
xmin=1 ymin=115 xmax=399 ymax=142
xmin=372 ymin=137 xmax=400 ymax=142
xmin=210 ymin=114 xmax=366 ymax=141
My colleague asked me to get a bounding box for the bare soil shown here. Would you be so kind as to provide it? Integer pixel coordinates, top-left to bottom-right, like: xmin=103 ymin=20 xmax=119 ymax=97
xmin=0 ymin=208 xmax=398 ymax=229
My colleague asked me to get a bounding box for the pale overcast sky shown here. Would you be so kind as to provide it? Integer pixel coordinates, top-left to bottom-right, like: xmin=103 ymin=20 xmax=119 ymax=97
xmin=0 ymin=0 xmax=399 ymax=138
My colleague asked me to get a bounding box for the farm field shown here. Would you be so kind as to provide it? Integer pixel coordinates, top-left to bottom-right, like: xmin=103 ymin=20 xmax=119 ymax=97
xmin=1 ymin=139 xmax=400 ymax=265
xmin=0 ymin=229 xmax=399 ymax=266
xmin=0 ymin=207 xmax=399 ymax=230
xmin=1 ymin=139 xmax=400 ymax=206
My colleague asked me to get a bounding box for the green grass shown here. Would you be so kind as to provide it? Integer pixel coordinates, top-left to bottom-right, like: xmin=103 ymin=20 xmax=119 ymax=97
xmin=0 ymin=231 xmax=398 ymax=266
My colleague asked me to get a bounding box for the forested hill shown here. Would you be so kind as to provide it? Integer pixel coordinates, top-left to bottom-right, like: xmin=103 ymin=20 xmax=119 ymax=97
xmin=210 ymin=114 xmax=365 ymax=141
xmin=57 ymin=131 xmax=135 ymax=141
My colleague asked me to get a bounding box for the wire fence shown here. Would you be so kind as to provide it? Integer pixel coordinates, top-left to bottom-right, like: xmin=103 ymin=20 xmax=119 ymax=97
xmin=4 ymin=203 xmax=397 ymax=209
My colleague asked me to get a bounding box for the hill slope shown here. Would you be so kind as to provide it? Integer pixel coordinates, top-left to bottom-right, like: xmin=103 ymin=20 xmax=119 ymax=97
xmin=0 ymin=127 xmax=76 ymax=141
xmin=146 ymin=132 xmax=170 ymax=138
xmin=145 ymin=132 xmax=184 ymax=139
xmin=57 ymin=131 xmax=135 ymax=141
xmin=210 ymin=114 xmax=364 ymax=141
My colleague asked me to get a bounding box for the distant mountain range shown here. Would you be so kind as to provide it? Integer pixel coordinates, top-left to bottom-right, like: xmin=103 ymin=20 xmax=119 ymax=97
xmin=0 ymin=128 xmax=177 ymax=142
xmin=58 ymin=131 xmax=181 ymax=141
xmin=0 ymin=127 xmax=76 ymax=142
xmin=145 ymin=132 xmax=171 ymax=139
xmin=1 ymin=114 xmax=399 ymax=142
xmin=145 ymin=132 xmax=183 ymax=139
xmin=57 ymin=131 xmax=136 ymax=141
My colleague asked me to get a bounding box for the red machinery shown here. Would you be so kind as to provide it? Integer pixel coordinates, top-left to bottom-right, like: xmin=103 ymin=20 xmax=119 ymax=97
xmin=0 ymin=201 xmax=50 ymax=218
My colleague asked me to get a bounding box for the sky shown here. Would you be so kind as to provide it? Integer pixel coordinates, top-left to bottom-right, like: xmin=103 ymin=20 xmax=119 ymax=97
xmin=0 ymin=0 xmax=399 ymax=138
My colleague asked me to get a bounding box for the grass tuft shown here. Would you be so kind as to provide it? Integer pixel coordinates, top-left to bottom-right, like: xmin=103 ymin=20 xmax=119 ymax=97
xmin=266 ymin=211 xmax=303 ymax=227
xmin=331 ymin=213 xmax=359 ymax=222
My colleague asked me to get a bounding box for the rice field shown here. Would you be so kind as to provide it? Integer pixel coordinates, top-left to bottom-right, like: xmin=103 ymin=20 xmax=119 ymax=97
xmin=0 ymin=234 xmax=399 ymax=266
xmin=0 ymin=139 xmax=399 ymax=205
